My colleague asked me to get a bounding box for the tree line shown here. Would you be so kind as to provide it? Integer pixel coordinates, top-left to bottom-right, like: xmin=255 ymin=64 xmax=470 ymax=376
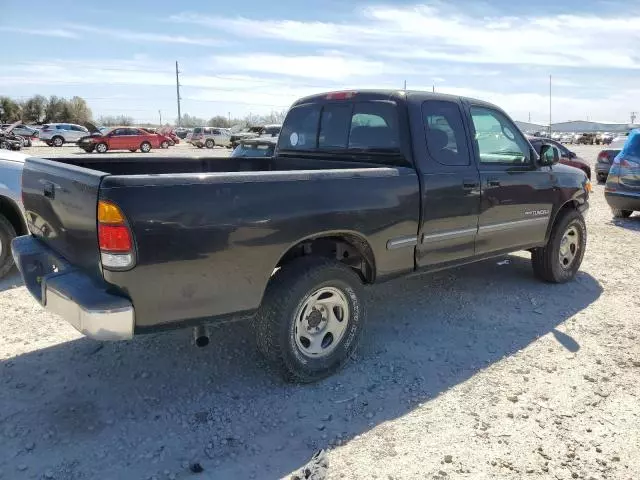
xmin=0 ymin=94 xmax=287 ymax=128
xmin=0 ymin=95 xmax=92 ymax=125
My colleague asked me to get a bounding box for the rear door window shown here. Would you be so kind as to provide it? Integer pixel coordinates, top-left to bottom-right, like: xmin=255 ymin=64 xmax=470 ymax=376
xmin=349 ymin=102 xmax=399 ymax=150
xmin=422 ymin=100 xmax=470 ymax=166
xmin=319 ymin=104 xmax=351 ymax=148
xmin=279 ymin=104 xmax=321 ymax=150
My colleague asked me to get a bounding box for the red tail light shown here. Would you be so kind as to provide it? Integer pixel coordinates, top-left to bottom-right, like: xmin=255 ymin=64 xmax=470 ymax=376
xmin=97 ymin=200 xmax=135 ymax=269
xmin=98 ymin=225 xmax=132 ymax=252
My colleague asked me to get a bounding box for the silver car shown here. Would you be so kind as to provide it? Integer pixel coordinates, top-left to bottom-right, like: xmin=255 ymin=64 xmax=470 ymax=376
xmin=39 ymin=123 xmax=89 ymax=146
xmin=0 ymin=150 xmax=28 ymax=278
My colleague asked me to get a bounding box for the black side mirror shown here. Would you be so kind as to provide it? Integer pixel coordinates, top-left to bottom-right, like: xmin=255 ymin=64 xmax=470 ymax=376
xmin=539 ymin=144 xmax=559 ymax=166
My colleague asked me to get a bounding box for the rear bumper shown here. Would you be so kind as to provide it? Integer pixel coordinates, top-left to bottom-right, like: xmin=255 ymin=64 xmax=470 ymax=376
xmin=605 ymin=191 xmax=640 ymax=211
xmin=11 ymin=235 xmax=134 ymax=340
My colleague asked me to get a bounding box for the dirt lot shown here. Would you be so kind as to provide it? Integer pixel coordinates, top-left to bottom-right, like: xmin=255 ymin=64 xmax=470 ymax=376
xmin=1 ymin=145 xmax=639 ymax=480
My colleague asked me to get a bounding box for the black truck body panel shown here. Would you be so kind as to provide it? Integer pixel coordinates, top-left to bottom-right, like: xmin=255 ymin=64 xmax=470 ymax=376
xmin=16 ymin=90 xmax=589 ymax=333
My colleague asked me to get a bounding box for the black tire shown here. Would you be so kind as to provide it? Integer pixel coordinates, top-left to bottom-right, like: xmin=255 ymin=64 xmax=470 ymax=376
xmin=531 ymin=209 xmax=586 ymax=283
xmin=611 ymin=208 xmax=632 ymax=218
xmin=96 ymin=142 xmax=108 ymax=154
xmin=161 ymin=140 xmax=169 ymax=149
xmin=205 ymin=139 xmax=215 ymax=149
xmin=0 ymin=141 xmax=8 ymax=150
xmin=596 ymin=174 xmax=607 ymax=184
xmin=140 ymin=141 xmax=151 ymax=153
xmin=129 ymin=149 xmax=137 ymax=153
xmin=196 ymin=145 xmax=204 ymax=149
xmin=254 ymin=257 xmax=366 ymax=383
xmin=0 ymin=214 xmax=17 ymax=279
xmin=52 ymin=136 xmax=64 ymax=147
xmin=169 ymin=140 xmax=175 ymax=146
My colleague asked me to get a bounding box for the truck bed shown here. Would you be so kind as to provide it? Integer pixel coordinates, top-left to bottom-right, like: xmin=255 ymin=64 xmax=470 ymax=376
xmin=22 ymin=154 xmax=421 ymax=330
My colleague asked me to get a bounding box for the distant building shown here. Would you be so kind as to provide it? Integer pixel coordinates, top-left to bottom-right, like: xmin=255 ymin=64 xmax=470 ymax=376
xmin=548 ymin=121 xmax=637 ymax=133
xmin=516 ymin=120 xmax=638 ymax=134
xmin=515 ymin=121 xmax=548 ymax=133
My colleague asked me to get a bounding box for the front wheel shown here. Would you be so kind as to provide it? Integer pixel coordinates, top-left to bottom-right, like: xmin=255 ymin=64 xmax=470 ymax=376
xmin=612 ymin=208 xmax=632 ymax=218
xmin=52 ymin=136 xmax=64 ymax=147
xmin=140 ymin=141 xmax=151 ymax=153
xmin=531 ymin=209 xmax=586 ymax=283
xmin=254 ymin=257 xmax=366 ymax=383
xmin=596 ymin=173 xmax=607 ymax=184
xmin=161 ymin=140 xmax=169 ymax=149
xmin=96 ymin=142 xmax=108 ymax=153
xmin=205 ymin=139 xmax=215 ymax=149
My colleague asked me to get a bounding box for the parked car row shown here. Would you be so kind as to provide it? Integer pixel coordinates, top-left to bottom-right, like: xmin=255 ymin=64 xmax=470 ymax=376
xmin=77 ymin=125 xmax=180 ymax=153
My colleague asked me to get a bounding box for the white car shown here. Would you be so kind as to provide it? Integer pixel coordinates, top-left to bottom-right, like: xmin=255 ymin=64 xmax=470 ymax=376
xmin=39 ymin=123 xmax=90 ymax=147
xmin=188 ymin=126 xmax=232 ymax=149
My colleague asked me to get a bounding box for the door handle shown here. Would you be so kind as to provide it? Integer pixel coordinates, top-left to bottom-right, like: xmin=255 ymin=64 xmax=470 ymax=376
xmin=462 ymin=179 xmax=479 ymax=190
xmin=487 ymin=179 xmax=501 ymax=187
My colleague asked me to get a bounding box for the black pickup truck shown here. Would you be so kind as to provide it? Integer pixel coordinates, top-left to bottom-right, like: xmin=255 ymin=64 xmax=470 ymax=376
xmin=12 ymin=90 xmax=590 ymax=382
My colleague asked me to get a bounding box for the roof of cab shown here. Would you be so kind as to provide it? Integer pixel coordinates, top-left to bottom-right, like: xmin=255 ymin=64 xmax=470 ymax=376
xmin=291 ymin=89 xmax=501 ymax=111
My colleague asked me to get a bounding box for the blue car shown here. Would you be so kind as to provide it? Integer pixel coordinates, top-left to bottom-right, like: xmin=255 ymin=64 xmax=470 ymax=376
xmin=605 ymin=129 xmax=640 ymax=218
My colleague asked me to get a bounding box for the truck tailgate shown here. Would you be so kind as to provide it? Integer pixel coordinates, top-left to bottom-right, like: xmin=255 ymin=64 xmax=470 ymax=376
xmin=21 ymin=157 xmax=107 ymax=274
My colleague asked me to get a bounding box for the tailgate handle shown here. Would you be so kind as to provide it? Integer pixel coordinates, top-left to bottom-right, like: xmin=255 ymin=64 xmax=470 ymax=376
xmin=43 ymin=182 xmax=55 ymax=199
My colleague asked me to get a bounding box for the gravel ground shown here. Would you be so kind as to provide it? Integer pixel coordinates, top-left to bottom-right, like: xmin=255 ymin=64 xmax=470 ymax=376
xmin=1 ymin=145 xmax=639 ymax=480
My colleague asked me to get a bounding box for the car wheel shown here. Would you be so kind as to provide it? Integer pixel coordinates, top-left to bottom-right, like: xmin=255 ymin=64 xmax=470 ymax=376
xmin=96 ymin=142 xmax=108 ymax=154
xmin=0 ymin=214 xmax=17 ymax=279
xmin=169 ymin=140 xmax=175 ymax=146
xmin=129 ymin=149 xmax=137 ymax=153
xmin=140 ymin=141 xmax=151 ymax=153
xmin=254 ymin=257 xmax=366 ymax=383
xmin=52 ymin=136 xmax=64 ymax=147
xmin=611 ymin=208 xmax=632 ymax=218
xmin=196 ymin=145 xmax=204 ymax=149
xmin=0 ymin=141 xmax=8 ymax=150
xmin=205 ymin=139 xmax=215 ymax=149
xmin=161 ymin=141 xmax=169 ymax=149
xmin=596 ymin=174 xmax=607 ymax=184
xmin=531 ymin=209 xmax=586 ymax=283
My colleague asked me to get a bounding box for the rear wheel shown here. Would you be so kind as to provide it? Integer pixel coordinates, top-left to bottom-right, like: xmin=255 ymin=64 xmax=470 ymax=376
xmin=96 ymin=142 xmax=108 ymax=153
xmin=531 ymin=209 xmax=586 ymax=283
xmin=52 ymin=136 xmax=64 ymax=147
xmin=254 ymin=257 xmax=366 ymax=383
xmin=129 ymin=149 xmax=137 ymax=153
xmin=140 ymin=141 xmax=151 ymax=153
xmin=205 ymin=139 xmax=215 ymax=149
xmin=161 ymin=140 xmax=169 ymax=149
xmin=596 ymin=173 xmax=607 ymax=184
xmin=0 ymin=214 xmax=17 ymax=279
xmin=0 ymin=141 xmax=8 ymax=150
xmin=612 ymin=208 xmax=632 ymax=218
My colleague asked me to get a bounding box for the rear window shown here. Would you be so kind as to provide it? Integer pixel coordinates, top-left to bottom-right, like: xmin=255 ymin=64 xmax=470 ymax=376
xmin=193 ymin=127 xmax=203 ymax=134
xmin=278 ymin=101 xmax=400 ymax=156
xmin=232 ymin=143 xmax=275 ymax=158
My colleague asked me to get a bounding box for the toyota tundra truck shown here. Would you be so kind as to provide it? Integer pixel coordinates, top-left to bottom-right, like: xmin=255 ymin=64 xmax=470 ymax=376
xmin=12 ymin=90 xmax=590 ymax=382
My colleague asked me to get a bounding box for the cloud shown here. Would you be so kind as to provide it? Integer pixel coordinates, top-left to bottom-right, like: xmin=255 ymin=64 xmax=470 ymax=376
xmin=62 ymin=24 xmax=225 ymax=46
xmin=0 ymin=26 xmax=79 ymax=39
xmin=208 ymin=53 xmax=388 ymax=80
xmin=171 ymin=5 xmax=640 ymax=69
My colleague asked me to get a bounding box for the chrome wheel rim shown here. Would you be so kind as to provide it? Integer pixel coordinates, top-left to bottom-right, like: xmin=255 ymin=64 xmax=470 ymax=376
xmin=54 ymin=137 xmax=63 ymax=146
xmin=141 ymin=143 xmax=150 ymax=152
xmin=559 ymin=225 xmax=580 ymax=269
xmin=294 ymin=287 xmax=350 ymax=358
xmin=97 ymin=144 xmax=107 ymax=153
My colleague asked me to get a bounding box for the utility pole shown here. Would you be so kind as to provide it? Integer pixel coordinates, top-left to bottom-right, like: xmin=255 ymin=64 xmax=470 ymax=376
xmin=158 ymin=110 xmax=162 ymax=125
xmin=175 ymin=61 xmax=182 ymax=127
xmin=432 ymin=85 xmax=435 ymax=93
xmin=228 ymin=111 xmax=231 ymax=126
xmin=632 ymin=111 xmax=638 ymax=124
xmin=403 ymin=80 xmax=407 ymax=91
xmin=549 ymin=75 xmax=552 ymax=136
xmin=528 ymin=112 xmax=531 ymax=122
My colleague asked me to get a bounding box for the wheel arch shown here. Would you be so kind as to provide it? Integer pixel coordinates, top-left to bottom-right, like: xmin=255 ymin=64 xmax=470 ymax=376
xmin=274 ymin=230 xmax=377 ymax=284
xmin=545 ymin=198 xmax=582 ymax=243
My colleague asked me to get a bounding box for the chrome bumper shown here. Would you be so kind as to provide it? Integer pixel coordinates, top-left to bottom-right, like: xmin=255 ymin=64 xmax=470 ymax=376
xmin=11 ymin=236 xmax=134 ymax=341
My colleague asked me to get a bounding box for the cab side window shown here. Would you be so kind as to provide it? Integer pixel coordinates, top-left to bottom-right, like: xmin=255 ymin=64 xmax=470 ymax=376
xmin=422 ymin=100 xmax=470 ymax=166
xmin=470 ymin=107 xmax=530 ymax=165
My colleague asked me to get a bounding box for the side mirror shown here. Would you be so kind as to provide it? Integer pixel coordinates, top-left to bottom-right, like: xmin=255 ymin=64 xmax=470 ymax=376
xmin=539 ymin=144 xmax=559 ymax=166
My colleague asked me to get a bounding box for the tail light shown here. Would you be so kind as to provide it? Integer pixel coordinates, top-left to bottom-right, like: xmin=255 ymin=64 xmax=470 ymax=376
xmin=597 ymin=152 xmax=609 ymax=163
xmin=98 ymin=200 xmax=135 ymax=270
xmin=619 ymin=158 xmax=640 ymax=169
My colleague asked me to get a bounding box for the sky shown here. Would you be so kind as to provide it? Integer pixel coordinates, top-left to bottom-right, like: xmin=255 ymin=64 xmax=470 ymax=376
xmin=2 ymin=0 xmax=639 ymax=125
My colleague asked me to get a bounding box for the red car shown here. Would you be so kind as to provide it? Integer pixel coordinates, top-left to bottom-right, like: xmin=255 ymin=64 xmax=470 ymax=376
xmin=78 ymin=127 xmax=163 ymax=153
